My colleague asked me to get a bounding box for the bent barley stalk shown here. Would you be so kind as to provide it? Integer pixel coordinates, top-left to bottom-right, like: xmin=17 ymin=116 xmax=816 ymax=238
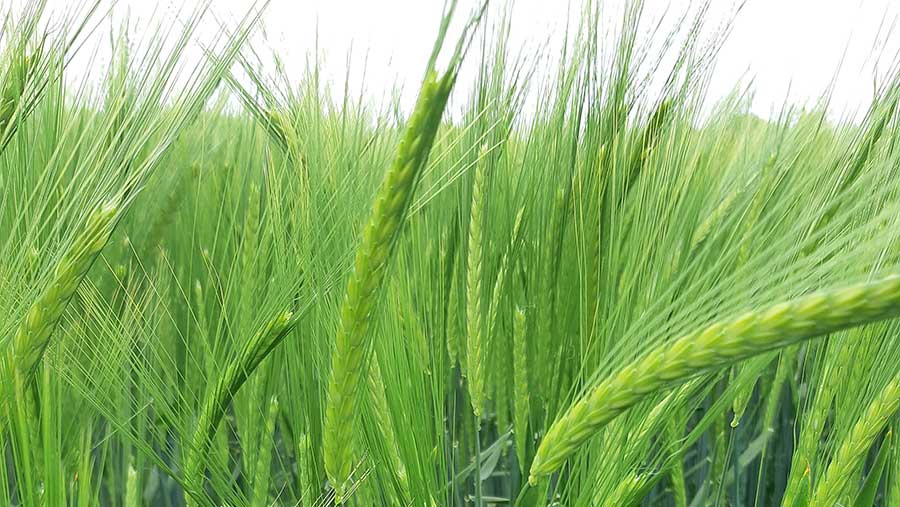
xmin=809 ymin=370 xmax=900 ymax=507
xmin=529 ymin=274 xmax=900 ymax=483
xmin=185 ymin=308 xmax=297 ymax=504
xmin=322 ymin=68 xmax=457 ymax=502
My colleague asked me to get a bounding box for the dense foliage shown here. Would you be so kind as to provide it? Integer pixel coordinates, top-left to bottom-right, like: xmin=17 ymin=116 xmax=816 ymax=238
xmin=4 ymin=1 xmax=900 ymax=505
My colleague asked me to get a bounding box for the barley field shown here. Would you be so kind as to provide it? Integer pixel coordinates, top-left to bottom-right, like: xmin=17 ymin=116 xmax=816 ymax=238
xmin=3 ymin=0 xmax=900 ymax=505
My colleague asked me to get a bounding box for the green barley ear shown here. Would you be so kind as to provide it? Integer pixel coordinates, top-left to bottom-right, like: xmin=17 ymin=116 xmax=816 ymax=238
xmin=0 ymin=26 xmax=49 ymax=155
xmin=789 ymin=465 xmax=811 ymax=507
xmin=297 ymin=432 xmax=315 ymax=506
xmin=250 ymin=395 xmax=280 ymax=507
xmin=24 ymin=245 xmax=39 ymax=282
xmin=323 ymin=70 xmax=455 ymax=501
xmin=783 ymin=340 xmax=854 ymax=505
xmin=529 ymin=274 xmax=900 ymax=483
xmin=143 ymin=164 xmax=197 ymax=257
xmin=465 ymin=146 xmax=488 ymax=419
xmin=667 ymin=419 xmax=688 ymax=507
xmin=729 ymin=354 xmax=771 ymax=428
xmin=624 ymin=98 xmax=673 ymax=192
xmin=366 ymin=355 xmax=410 ymax=501
xmin=604 ymin=472 xmax=648 ymax=507
xmin=446 ymin=268 xmax=461 ymax=368
xmin=265 ymin=108 xmax=304 ymax=161
xmin=810 ymin=375 xmax=900 ymax=507
xmin=12 ymin=198 xmax=119 ymax=377
xmin=0 ymin=44 xmax=37 ymax=136
xmin=851 ymin=428 xmax=891 ymax=507
xmin=185 ymin=309 xmax=298 ymax=504
xmin=512 ymin=306 xmax=530 ymax=472
xmin=690 ymin=188 xmax=740 ymax=251
xmin=125 ymin=465 xmax=140 ymax=507
xmin=322 ymin=5 xmax=485 ymax=498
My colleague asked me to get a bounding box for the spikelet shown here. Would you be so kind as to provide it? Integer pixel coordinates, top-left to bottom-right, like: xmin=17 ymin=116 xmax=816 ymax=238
xmin=690 ymin=189 xmax=739 ymax=251
xmin=667 ymin=420 xmax=687 ymax=507
xmin=486 ymin=206 xmax=522 ymax=343
xmin=783 ymin=339 xmax=853 ymax=504
xmin=762 ymin=347 xmax=797 ymax=432
xmin=489 ymin=255 xmax=511 ymax=434
xmin=891 ymin=421 xmax=900 ymax=506
xmin=624 ymin=99 xmax=673 ymax=192
xmin=441 ymin=225 xmax=460 ymax=368
xmin=737 ymin=156 xmax=775 ymax=267
xmin=729 ymin=171 xmax=774 ymax=424
xmin=185 ymin=309 xmax=297 ymax=502
xmin=125 ymin=465 xmax=140 ymax=507
xmin=241 ymin=183 xmax=262 ymax=270
xmin=265 ymin=107 xmax=309 ymax=176
xmin=12 ymin=198 xmax=119 ymax=377
xmin=529 ymin=274 xmax=900 ymax=482
xmin=24 ymin=245 xmax=39 ymax=282
xmin=513 ymin=306 xmax=530 ymax=471
xmin=487 ymin=253 xmax=509 ymax=339
xmin=628 ymin=380 xmax=696 ymax=444
xmin=366 ymin=355 xmax=410 ymax=500
xmin=193 ymin=280 xmax=210 ymax=347
xmin=2 ymin=199 xmax=117 ymax=504
xmin=0 ymin=47 xmax=38 ymax=136
xmin=809 ymin=372 xmax=900 ymax=506
xmin=143 ymin=165 xmax=196 ymax=257
xmin=601 ymin=472 xmax=647 ymax=507
xmin=250 ymin=395 xmax=279 ymax=507
xmin=465 ymin=146 xmax=488 ymax=420
xmin=730 ymin=354 xmax=772 ymax=427
xmin=297 ymin=432 xmax=315 ymax=507
xmin=708 ymin=408 xmax=729 ymax=504
xmin=446 ymin=272 xmax=460 ymax=368
xmin=494 ymin=344 xmax=511 ymax=436
xmin=323 ymin=69 xmax=456 ymax=502
xmin=240 ymin=182 xmax=263 ymax=330
xmin=535 ymin=187 xmax=567 ymax=407
xmin=265 ymin=108 xmax=299 ymax=153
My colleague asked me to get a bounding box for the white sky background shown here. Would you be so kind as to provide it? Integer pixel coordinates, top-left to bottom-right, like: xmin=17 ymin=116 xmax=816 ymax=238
xmin=24 ymin=0 xmax=900 ymax=121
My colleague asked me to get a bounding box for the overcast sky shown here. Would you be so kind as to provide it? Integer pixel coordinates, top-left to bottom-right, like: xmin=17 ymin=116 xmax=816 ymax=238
xmin=31 ymin=0 xmax=900 ymax=120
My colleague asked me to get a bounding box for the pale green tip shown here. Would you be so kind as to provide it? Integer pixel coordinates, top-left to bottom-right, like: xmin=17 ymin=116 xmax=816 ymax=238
xmin=100 ymin=199 xmax=119 ymax=217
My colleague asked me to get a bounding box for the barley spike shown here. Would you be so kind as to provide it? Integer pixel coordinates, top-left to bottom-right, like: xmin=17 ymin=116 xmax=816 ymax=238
xmin=465 ymin=147 xmax=487 ymax=420
xmin=809 ymin=371 xmax=900 ymax=507
xmin=529 ymin=274 xmax=900 ymax=483
xmin=323 ymin=69 xmax=456 ymax=502
xmin=513 ymin=306 xmax=530 ymax=471
xmin=185 ymin=309 xmax=297 ymax=503
xmin=12 ymin=198 xmax=119 ymax=377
